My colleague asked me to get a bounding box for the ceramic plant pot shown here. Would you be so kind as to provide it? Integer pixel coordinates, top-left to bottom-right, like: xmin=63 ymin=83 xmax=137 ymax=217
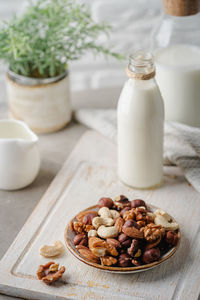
xmin=6 ymin=70 xmax=71 ymax=134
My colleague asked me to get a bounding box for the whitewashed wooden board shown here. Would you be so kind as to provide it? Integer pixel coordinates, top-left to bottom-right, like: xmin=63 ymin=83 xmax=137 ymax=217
xmin=0 ymin=130 xmax=200 ymax=300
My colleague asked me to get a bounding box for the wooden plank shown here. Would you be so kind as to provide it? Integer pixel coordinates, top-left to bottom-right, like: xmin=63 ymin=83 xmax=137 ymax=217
xmin=0 ymin=130 xmax=199 ymax=300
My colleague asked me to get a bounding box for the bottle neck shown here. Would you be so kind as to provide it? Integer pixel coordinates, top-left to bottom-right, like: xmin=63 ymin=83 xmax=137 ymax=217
xmin=127 ymin=51 xmax=155 ymax=80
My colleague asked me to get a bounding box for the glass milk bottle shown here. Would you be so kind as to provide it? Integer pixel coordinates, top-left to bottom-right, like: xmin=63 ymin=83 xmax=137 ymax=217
xmin=117 ymin=51 xmax=164 ymax=189
xmin=151 ymin=0 xmax=200 ymax=127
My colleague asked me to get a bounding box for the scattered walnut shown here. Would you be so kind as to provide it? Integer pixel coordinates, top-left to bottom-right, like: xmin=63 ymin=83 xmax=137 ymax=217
xmin=37 ymin=262 xmax=65 ymax=285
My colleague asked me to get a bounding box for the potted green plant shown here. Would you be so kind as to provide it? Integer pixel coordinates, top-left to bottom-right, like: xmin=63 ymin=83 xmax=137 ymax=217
xmin=0 ymin=0 xmax=122 ymax=133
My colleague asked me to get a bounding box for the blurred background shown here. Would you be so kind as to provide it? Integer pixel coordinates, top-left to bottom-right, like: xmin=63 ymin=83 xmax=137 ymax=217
xmin=0 ymin=0 xmax=162 ymax=103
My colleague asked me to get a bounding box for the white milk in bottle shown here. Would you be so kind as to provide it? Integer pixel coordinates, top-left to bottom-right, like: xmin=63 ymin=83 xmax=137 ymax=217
xmin=151 ymin=0 xmax=200 ymax=126
xmin=155 ymin=45 xmax=200 ymax=127
xmin=117 ymin=51 xmax=164 ymax=189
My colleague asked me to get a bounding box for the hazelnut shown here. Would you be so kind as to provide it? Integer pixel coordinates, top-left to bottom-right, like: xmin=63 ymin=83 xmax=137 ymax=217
xmin=123 ymin=219 xmax=140 ymax=230
xmin=82 ymin=213 xmax=98 ymax=225
xmin=106 ymin=238 xmax=121 ymax=249
xmin=127 ymin=239 xmax=139 ymax=257
xmin=73 ymin=233 xmax=88 ymax=246
xmin=98 ymin=197 xmax=113 ymax=209
xmin=131 ymin=199 xmax=146 ymax=208
xmin=118 ymin=253 xmax=132 ymax=267
xmin=165 ymin=231 xmax=179 ymax=246
xmin=142 ymin=248 xmax=160 ymax=264
xmin=120 ymin=207 xmax=131 ymax=217
xmin=118 ymin=233 xmax=132 ymax=248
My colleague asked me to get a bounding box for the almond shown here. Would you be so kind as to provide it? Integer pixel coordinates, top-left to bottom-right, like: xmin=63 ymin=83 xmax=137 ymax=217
xmin=76 ymin=245 xmax=100 ymax=263
xmin=122 ymin=227 xmax=144 ymax=239
xmin=114 ymin=217 xmax=124 ymax=233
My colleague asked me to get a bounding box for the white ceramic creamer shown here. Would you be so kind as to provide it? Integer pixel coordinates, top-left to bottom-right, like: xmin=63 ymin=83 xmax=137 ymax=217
xmin=155 ymin=45 xmax=200 ymax=127
xmin=0 ymin=119 xmax=40 ymax=190
xmin=117 ymin=51 xmax=164 ymax=189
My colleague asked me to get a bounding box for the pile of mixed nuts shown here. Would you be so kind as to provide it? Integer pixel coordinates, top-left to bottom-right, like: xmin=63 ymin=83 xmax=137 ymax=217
xmin=71 ymin=195 xmax=180 ymax=267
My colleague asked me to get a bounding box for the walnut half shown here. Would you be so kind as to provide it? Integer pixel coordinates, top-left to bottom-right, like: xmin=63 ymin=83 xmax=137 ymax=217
xmin=37 ymin=261 xmax=65 ymax=285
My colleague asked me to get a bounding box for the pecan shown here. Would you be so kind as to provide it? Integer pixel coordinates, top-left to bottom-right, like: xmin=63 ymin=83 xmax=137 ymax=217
xmin=76 ymin=211 xmax=98 ymax=222
xmin=37 ymin=262 xmax=65 ymax=285
xmin=123 ymin=209 xmax=135 ymax=221
xmin=76 ymin=245 xmax=100 ymax=263
xmin=88 ymin=237 xmax=107 ymax=257
xmin=88 ymin=237 xmax=118 ymax=257
xmin=106 ymin=238 xmax=121 ymax=249
xmin=100 ymin=256 xmax=117 ymax=266
xmin=127 ymin=239 xmax=139 ymax=257
xmin=142 ymin=223 xmax=165 ymax=242
xmin=118 ymin=253 xmax=132 ymax=267
xmin=114 ymin=217 xmax=124 ymax=233
xmin=122 ymin=226 xmax=144 ymax=239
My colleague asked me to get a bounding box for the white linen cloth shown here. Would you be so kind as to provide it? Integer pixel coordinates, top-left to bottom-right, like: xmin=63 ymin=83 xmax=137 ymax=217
xmin=74 ymin=108 xmax=200 ymax=193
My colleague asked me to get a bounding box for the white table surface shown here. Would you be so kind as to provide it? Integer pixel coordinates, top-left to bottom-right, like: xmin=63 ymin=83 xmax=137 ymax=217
xmin=0 ymin=87 xmax=121 ymax=300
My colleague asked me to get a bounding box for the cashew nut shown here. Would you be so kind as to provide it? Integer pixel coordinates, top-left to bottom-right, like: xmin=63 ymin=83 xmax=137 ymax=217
xmin=98 ymin=207 xmax=120 ymax=219
xmin=88 ymin=229 xmax=98 ymax=238
xmin=92 ymin=216 xmax=114 ymax=229
xmin=98 ymin=207 xmax=112 ymax=218
xmin=97 ymin=225 xmax=118 ymax=239
xmin=155 ymin=209 xmax=171 ymax=220
xmin=110 ymin=210 xmax=120 ymax=219
xmin=154 ymin=209 xmax=179 ymax=231
xmin=39 ymin=240 xmax=64 ymax=258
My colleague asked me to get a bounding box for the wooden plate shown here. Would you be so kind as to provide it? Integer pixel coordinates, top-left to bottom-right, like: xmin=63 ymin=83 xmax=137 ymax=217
xmin=64 ymin=204 xmax=181 ymax=274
